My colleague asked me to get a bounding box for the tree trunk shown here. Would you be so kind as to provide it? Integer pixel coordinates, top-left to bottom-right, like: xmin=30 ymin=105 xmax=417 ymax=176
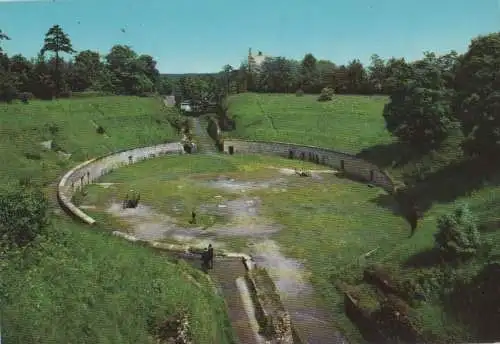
xmin=55 ymin=51 xmax=60 ymax=97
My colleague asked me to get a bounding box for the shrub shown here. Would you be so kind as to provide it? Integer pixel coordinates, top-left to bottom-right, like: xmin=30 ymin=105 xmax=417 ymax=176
xmin=51 ymin=139 xmax=62 ymax=152
xmin=46 ymin=122 xmax=59 ymax=135
xmin=24 ymin=152 xmax=41 ymax=160
xmin=59 ymin=90 xmax=72 ymax=98
xmin=296 ymin=89 xmax=304 ymax=97
xmin=317 ymin=87 xmax=334 ymax=102
xmin=96 ymin=125 xmax=105 ymax=134
xmin=0 ymin=187 xmax=49 ymax=248
xmin=18 ymin=92 xmax=34 ymax=104
xmin=434 ymin=203 xmax=481 ymax=261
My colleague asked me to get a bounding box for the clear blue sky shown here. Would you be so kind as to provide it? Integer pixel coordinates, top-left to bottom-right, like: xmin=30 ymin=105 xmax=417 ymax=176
xmin=0 ymin=0 xmax=499 ymax=73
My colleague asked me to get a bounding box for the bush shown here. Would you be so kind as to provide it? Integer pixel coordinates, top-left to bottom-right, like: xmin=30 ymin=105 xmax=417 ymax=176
xmin=51 ymin=139 xmax=62 ymax=152
xmin=434 ymin=203 xmax=481 ymax=261
xmin=96 ymin=125 xmax=106 ymax=134
xmin=59 ymin=90 xmax=72 ymax=98
xmin=18 ymin=92 xmax=34 ymax=104
xmin=317 ymin=87 xmax=334 ymax=102
xmin=24 ymin=152 xmax=41 ymax=160
xmin=296 ymin=89 xmax=304 ymax=97
xmin=43 ymin=122 xmax=60 ymax=136
xmin=0 ymin=187 xmax=49 ymax=248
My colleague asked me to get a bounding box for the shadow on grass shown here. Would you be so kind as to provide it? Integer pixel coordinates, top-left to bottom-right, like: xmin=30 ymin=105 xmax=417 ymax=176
xmin=444 ymin=262 xmax=500 ymax=342
xmin=403 ymin=248 xmax=442 ymax=269
xmin=370 ymin=157 xmax=500 ymax=215
xmin=356 ymin=141 xmax=426 ymax=169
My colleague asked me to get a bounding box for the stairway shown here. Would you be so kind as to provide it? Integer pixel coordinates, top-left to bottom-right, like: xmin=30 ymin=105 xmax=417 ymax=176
xmin=191 ymin=116 xmax=218 ymax=154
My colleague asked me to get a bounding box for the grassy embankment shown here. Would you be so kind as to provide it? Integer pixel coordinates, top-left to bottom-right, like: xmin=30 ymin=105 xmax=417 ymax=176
xmin=0 ymin=96 xmax=235 ymax=344
xmin=224 ymin=92 xmax=500 ymax=342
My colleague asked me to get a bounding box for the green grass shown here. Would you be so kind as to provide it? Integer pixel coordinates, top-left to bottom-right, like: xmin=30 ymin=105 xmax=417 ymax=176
xmin=0 ymin=96 xmax=179 ymax=186
xmin=76 ymin=153 xmax=406 ymax=341
xmin=226 ymin=93 xmax=392 ymax=154
xmin=1 ymin=217 xmax=234 ymax=344
xmin=0 ymin=96 xmax=236 ymax=344
xmin=225 ymin=92 xmax=500 ymax=342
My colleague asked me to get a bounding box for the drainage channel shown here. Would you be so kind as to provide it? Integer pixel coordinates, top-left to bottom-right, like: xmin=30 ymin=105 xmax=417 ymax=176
xmin=165 ymin=252 xmax=265 ymax=344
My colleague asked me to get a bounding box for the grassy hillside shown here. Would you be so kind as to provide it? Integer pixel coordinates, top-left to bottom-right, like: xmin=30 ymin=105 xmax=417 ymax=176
xmin=226 ymin=92 xmax=393 ymax=154
xmin=0 ymin=96 xmax=178 ymax=186
xmin=226 ymin=92 xmax=500 ymax=342
xmin=0 ymin=96 xmax=235 ymax=344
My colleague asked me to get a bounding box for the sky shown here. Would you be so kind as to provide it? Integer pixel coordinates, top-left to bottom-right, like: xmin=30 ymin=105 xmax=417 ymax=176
xmin=0 ymin=0 xmax=499 ymax=74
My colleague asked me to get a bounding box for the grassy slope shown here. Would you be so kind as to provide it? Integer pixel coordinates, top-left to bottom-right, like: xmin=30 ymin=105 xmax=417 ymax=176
xmin=226 ymin=92 xmax=392 ymax=154
xmin=0 ymin=96 xmax=235 ymax=344
xmin=0 ymin=96 xmax=178 ymax=185
xmin=226 ymin=92 xmax=500 ymax=342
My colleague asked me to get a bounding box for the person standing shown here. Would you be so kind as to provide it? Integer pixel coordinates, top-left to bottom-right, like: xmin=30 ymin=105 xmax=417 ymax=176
xmin=201 ymin=248 xmax=209 ymax=273
xmin=207 ymin=244 xmax=214 ymax=269
xmin=191 ymin=208 xmax=197 ymax=224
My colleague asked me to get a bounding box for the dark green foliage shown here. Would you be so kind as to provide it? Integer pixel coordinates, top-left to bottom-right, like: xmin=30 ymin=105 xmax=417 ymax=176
xmin=0 ymin=70 xmax=18 ymax=102
xmin=19 ymin=91 xmax=34 ymax=103
xmin=96 ymin=125 xmax=105 ymax=134
xmin=0 ymin=186 xmax=49 ymax=248
xmin=434 ymin=203 xmax=481 ymax=261
xmin=24 ymin=152 xmax=41 ymax=160
xmin=454 ymin=32 xmax=500 ymax=157
xmin=317 ymin=87 xmax=334 ymax=102
xmin=383 ymin=53 xmax=457 ymax=150
xmin=123 ymin=191 xmax=141 ymax=209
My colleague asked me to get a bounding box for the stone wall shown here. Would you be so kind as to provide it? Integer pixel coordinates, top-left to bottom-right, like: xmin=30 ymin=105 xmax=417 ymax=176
xmin=223 ymin=139 xmax=394 ymax=192
xmin=245 ymin=268 xmax=295 ymax=344
xmin=57 ymin=142 xmax=185 ymax=225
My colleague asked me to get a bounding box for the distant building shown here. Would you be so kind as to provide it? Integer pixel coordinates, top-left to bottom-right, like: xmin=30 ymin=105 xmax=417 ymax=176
xmin=164 ymin=95 xmax=175 ymax=106
xmin=248 ymin=48 xmax=272 ymax=73
xmin=180 ymin=101 xmax=192 ymax=112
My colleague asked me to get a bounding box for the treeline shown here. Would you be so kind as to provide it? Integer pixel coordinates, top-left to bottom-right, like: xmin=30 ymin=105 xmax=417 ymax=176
xmin=0 ymin=25 xmax=173 ymax=101
xmin=223 ymin=32 xmax=499 ymax=158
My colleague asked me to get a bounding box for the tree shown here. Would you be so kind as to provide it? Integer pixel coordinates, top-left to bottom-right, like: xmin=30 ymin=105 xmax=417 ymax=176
xmin=156 ymin=75 xmax=173 ymax=95
xmin=221 ymin=64 xmax=233 ymax=95
xmin=316 ymin=60 xmax=336 ymax=92
xmin=40 ymin=25 xmax=75 ymax=96
xmin=28 ymin=53 xmax=56 ymax=99
xmin=104 ymin=45 xmax=159 ymax=95
xmin=257 ymin=57 xmax=295 ymax=93
xmin=454 ymin=32 xmax=500 ymax=157
xmin=0 ymin=29 xmax=10 ymax=52
xmin=0 ymin=186 xmax=49 ymax=249
xmin=300 ymin=53 xmax=318 ymax=92
xmin=368 ymin=54 xmax=387 ymax=93
xmin=71 ymin=50 xmax=102 ymax=91
xmin=137 ymin=54 xmax=160 ymax=86
xmin=434 ymin=203 xmax=481 ymax=261
xmin=383 ymin=53 xmax=456 ymax=150
xmin=346 ymin=59 xmax=368 ymax=94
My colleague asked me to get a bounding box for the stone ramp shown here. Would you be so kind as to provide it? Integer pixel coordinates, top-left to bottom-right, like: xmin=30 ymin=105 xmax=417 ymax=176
xmin=191 ymin=116 xmax=218 ymax=154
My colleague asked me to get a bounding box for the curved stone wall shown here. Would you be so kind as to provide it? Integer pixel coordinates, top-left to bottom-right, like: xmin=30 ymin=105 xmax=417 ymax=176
xmin=223 ymin=139 xmax=394 ymax=192
xmin=57 ymin=139 xmax=391 ymax=344
xmin=57 ymin=142 xmax=185 ymax=225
